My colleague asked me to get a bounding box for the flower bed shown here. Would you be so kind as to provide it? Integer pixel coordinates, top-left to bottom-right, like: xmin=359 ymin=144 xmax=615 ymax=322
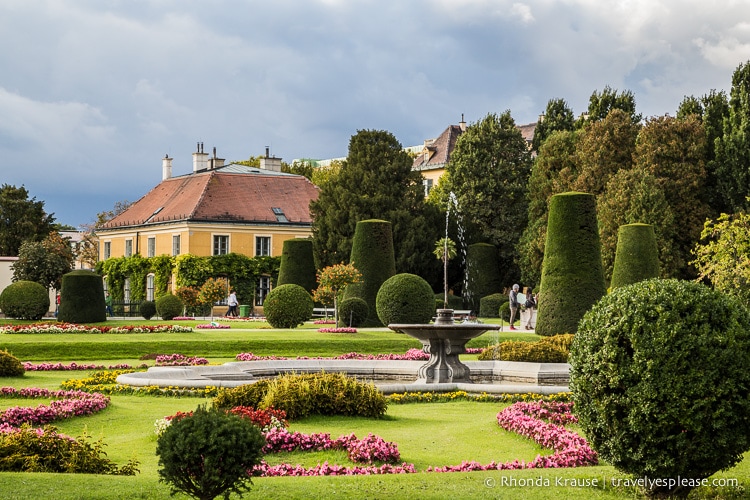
xmin=23 ymin=362 xmax=140 ymax=371
xmin=317 ymin=327 xmax=357 ymax=333
xmin=0 ymin=387 xmax=110 ymax=427
xmin=0 ymin=323 xmax=193 ymax=334
xmin=195 ymin=323 xmax=231 ymax=329
xmin=60 ymin=371 xmax=219 ymax=398
xmin=235 ymin=347 xmax=483 ymax=362
xmin=155 ymin=354 xmax=209 ymax=366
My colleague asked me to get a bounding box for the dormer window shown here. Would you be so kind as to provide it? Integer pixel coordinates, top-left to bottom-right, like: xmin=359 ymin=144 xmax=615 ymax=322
xmin=272 ymin=207 xmax=288 ymax=222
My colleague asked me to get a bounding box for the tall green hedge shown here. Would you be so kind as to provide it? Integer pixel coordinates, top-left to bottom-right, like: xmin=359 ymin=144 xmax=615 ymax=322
xmin=610 ymin=223 xmax=660 ymax=289
xmin=344 ymin=219 xmax=396 ymax=326
xmin=536 ymin=192 xmax=605 ymax=336
xmin=58 ymin=270 xmax=106 ymax=323
xmin=277 ymin=239 xmax=317 ymax=293
xmin=465 ymin=243 xmax=502 ymax=313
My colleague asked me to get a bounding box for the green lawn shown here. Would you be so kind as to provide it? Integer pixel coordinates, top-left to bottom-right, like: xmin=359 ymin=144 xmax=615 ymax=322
xmin=0 ymin=320 xmax=747 ymax=499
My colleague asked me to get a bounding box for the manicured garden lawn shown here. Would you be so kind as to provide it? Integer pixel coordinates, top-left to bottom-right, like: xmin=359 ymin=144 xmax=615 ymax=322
xmin=1 ymin=320 xmax=747 ymax=499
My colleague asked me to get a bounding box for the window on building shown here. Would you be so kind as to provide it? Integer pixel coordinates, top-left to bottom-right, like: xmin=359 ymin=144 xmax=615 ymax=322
xmin=124 ymin=278 xmax=130 ymax=302
xmin=103 ymin=277 xmax=108 ymax=294
xmin=272 ymin=207 xmax=288 ymax=223
xmin=255 ymin=236 xmax=271 ymax=256
xmin=423 ymin=178 xmax=433 ymax=197
xmin=103 ymin=242 xmax=111 ymax=260
xmin=146 ymin=274 xmax=155 ymax=301
xmin=124 ymin=239 xmax=133 ymax=257
xmin=172 ymin=235 xmax=181 ymax=256
xmin=147 ymin=237 xmax=155 ymax=258
xmin=256 ymin=276 xmax=270 ymax=306
xmin=213 ymin=235 xmax=229 ymax=255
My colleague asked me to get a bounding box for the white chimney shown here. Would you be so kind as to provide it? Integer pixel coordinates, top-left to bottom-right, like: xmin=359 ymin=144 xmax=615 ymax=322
xmin=192 ymin=142 xmax=209 ymax=172
xmin=459 ymin=113 xmax=466 ymax=132
xmin=260 ymin=146 xmax=282 ymax=172
xmin=162 ymin=154 xmax=173 ymax=180
xmin=209 ymin=146 xmax=225 ymax=169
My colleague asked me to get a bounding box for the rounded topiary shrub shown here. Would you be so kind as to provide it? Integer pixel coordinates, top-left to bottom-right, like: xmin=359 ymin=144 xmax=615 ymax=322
xmin=139 ymin=300 xmax=156 ymax=320
xmin=263 ymin=284 xmax=314 ymax=329
xmin=536 ymin=192 xmax=606 ymax=336
xmin=570 ymin=278 xmax=750 ymax=498
xmin=0 ymin=281 xmax=50 ymax=320
xmin=344 ymin=219 xmax=396 ymax=326
xmin=276 ymin=238 xmax=317 ymax=293
xmin=478 ymin=293 xmax=504 ymax=318
xmin=376 ymin=273 xmax=435 ymax=326
xmin=156 ymin=405 xmax=265 ymax=500
xmin=610 ymin=223 xmax=660 ymax=289
xmin=337 ymin=297 xmax=368 ymax=327
xmin=155 ymin=294 xmax=183 ymax=320
xmin=478 ymin=340 xmax=568 ymax=363
xmin=58 ymin=271 xmax=106 ymax=324
xmin=0 ymin=349 xmax=25 ymax=377
xmin=465 ymin=243 xmax=502 ymax=313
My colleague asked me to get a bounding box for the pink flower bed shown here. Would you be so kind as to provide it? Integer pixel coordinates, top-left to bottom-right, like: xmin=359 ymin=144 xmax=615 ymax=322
xmin=22 ymin=362 xmax=135 ymax=371
xmin=262 ymin=428 xmax=401 ymax=464
xmin=0 ymin=387 xmax=110 ymax=428
xmin=235 ymin=348 xmax=483 ymax=362
xmin=155 ymin=354 xmax=209 ymax=366
xmin=428 ymin=401 xmax=597 ymax=472
xmin=313 ymin=319 xmax=336 ymax=324
xmin=317 ymin=327 xmax=357 ymax=333
xmin=0 ymin=323 xmax=191 ymax=334
xmin=195 ymin=324 xmax=231 ymax=329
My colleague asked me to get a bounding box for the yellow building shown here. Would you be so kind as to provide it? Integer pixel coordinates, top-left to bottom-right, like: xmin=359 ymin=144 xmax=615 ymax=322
xmin=97 ymin=146 xmax=319 ymax=307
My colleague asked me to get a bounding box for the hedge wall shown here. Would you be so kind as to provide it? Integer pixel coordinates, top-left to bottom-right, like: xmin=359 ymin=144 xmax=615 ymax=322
xmin=277 ymin=239 xmax=317 ymax=294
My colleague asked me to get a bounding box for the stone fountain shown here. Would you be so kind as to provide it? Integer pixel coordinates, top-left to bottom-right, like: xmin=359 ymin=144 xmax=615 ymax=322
xmin=389 ymin=309 xmax=500 ymax=384
xmin=386 ymin=192 xmax=500 ymax=384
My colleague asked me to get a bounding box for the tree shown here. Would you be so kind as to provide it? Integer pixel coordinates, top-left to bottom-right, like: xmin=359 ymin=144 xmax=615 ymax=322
xmin=78 ymin=199 xmax=132 ymax=268
xmin=198 ymin=277 xmax=227 ymax=320
xmin=0 ymin=184 xmax=56 ymax=257
xmin=677 ymin=90 xmax=730 ymax=215
xmin=315 ymin=263 xmax=362 ymax=325
xmin=692 ymin=211 xmax=750 ymax=308
xmin=12 ymin=231 xmax=74 ymax=290
xmin=576 ymin=85 xmax=642 ymax=127
xmin=530 ymin=98 xmax=575 ymax=152
xmin=433 ymin=237 xmax=457 ymax=308
xmin=573 ymin=109 xmax=640 ymax=196
xmin=715 ymin=60 xmax=750 ymax=212
xmin=310 ymin=130 xmax=442 ymax=286
xmin=156 ymin=405 xmax=265 ymax=500
xmin=441 ymin=111 xmax=532 ymax=285
xmin=596 ymin=167 xmax=677 ymax=281
xmin=634 ymin=114 xmax=708 ymax=279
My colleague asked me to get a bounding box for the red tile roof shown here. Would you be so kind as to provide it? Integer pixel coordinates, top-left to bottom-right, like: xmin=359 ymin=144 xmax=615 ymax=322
xmin=412 ymin=125 xmax=464 ymax=171
xmin=100 ymin=165 xmax=319 ymax=229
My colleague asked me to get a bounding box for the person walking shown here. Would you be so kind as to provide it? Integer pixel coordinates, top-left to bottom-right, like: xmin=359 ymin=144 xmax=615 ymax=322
xmin=105 ymin=292 xmax=113 ymax=317
xmin=226 ymin=290 xmax=239 ymax=317
xmin=508 ymin=284 xmax=520 ymax=330
xmin=524 ymin=292 xmax=537 ymax=330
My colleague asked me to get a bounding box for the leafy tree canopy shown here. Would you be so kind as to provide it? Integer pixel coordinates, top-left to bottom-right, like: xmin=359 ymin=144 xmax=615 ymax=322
xmin=12 ymin=231 xmax=76 ymax=290
xmin=531 ymin=98 xmax=576 ymax=152
xmin=310 ymin=129 xmax=442 ymax=284
xmin=0 ymin=184 xmax=56 ymax=257
xmin=578 ymin=85 xmax=642 ymax=126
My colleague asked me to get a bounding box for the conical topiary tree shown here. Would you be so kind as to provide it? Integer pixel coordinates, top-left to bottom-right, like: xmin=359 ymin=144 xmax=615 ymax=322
xmin=277 ymin=238 xmax=317 ymax=293
xmin=343 ymin=219 xmax=396 ymax=326
xmin=465 ymin=242 xmax=502 ymax=314
xmin=610 ymin=223 xmax=660 ymax=289
xmin=58 ymin=270 xmax=106 ymax=323
xmin=536 ymin=192 xmax=606 ymax=336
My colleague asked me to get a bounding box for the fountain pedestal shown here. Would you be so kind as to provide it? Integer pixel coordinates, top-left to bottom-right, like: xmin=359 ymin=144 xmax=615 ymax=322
xmin=389 ymin=309 xmax=501 ymax=384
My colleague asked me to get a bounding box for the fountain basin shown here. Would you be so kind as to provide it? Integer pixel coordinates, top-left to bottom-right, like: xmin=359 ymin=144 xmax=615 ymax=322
xmin=115 ymin=359 xmax=569 ymax=394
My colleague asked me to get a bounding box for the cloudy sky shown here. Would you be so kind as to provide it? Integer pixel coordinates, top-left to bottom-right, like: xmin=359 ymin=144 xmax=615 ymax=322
xmin=1 ymin=0 xmax=749 ymax=227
